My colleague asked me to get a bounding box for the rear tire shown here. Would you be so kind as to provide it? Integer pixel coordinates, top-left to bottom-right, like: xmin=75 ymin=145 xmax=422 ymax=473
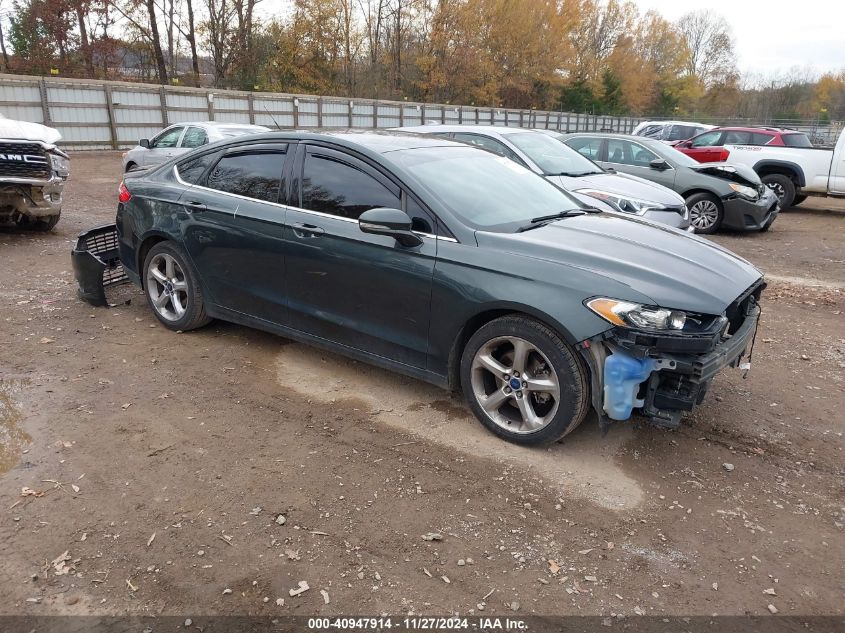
xmin=143 ymin=241 xmax=211 ymax=331
xmin=686 ymin=193 xmax=723 ymax=234
xmin=460 ymin=315 xmax=590 ymax=446
xmin=762 ymin=174 xmax=795 ymax=209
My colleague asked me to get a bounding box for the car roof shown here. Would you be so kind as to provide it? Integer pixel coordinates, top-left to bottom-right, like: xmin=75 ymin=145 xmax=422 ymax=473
xmin=637 ymin=120 xmax=711 ymax=127
xmin=198 ymin=129 xmax=467 ymax=154
xmin=709 ymin=126 xmax=804 ymax=135
xmin=397 ymin=124 xmax=533 ymax=137
xmin=166 ymin=121 xmax=268 ymax=130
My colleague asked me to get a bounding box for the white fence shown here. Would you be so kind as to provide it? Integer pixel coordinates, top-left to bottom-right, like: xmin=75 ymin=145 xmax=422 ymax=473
xmin=0 ymin=73 xmax=644 ymax=150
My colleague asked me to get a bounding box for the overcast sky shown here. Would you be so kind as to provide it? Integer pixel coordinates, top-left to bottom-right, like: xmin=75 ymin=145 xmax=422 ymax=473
xmin=630 ymin=0 xmax=845 ymax=78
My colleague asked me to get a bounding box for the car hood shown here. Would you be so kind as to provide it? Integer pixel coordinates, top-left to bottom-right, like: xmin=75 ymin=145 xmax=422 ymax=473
xmin=689 ymin=162 xmax=762 ymax=186
xmin=0 ymin=114 xmax=62 ymax=144
xmin=476 ymin=214 xmax=762 ymax=315
xmin=549 ymin=171 xmax=684 ymax=205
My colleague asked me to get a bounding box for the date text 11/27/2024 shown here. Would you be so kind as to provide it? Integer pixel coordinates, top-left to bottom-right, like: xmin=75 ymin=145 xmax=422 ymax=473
xmin=307 ymin=617 xmax=529 ymax=630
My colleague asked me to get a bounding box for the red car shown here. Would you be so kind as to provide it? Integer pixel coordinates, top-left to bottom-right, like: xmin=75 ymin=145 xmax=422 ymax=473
xmin=673 ymin=127 xmax=813 ymax=163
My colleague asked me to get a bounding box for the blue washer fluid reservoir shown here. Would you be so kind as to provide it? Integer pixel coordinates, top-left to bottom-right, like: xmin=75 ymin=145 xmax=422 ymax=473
xmin=603 ymin=352 xmax=658 ymax=421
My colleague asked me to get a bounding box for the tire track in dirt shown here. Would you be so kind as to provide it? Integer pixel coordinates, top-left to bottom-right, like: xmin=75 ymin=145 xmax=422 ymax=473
xmin=274 ymin=343 xmax=643 ymax=510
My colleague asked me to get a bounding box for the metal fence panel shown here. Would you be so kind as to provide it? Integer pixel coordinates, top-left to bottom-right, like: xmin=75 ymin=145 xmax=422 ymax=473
xmin=4 ymin=72 xmax=843 ymax=151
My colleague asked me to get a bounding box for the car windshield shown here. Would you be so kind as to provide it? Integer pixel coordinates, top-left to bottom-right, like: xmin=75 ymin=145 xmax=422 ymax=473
xmin=782 ymin=133 xmax=812 ymax=148
xmin=392 ymin=145 xmax=584 ymax=231
xmin=507 ymin=132 xmax=603 ymax=176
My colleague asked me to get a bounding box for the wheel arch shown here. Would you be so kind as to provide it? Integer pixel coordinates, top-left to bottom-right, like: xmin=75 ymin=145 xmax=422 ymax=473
xmin=446 ymin=305 xmax=584 ymax=392
xmin=681 ymin=188 xmax=723 ymax=205
xmin=136 ymin=232 xmax=172 ymax=287
xmin=753 ymin=160 xmax=805 ymax=187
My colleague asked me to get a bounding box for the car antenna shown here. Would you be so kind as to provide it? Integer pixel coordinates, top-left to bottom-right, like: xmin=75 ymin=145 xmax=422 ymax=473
xmin=262 ymin=103 xmax=282 ymax=130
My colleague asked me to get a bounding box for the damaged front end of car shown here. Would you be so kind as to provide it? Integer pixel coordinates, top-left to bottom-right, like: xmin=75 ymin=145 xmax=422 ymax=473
xmin=579 ymin=280 xmax=765 ymax=429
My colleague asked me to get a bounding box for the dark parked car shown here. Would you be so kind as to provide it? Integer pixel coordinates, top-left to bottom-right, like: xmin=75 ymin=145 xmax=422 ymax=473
xmin=73 ymin=131 xmax=764 ymax=445
xmin=558 ymin=133 xmax=780 ymax=234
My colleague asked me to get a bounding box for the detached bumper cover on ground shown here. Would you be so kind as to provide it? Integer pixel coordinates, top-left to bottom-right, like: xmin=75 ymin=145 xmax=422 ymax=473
xmin=71 ymin=224 xmax=128 ymax=307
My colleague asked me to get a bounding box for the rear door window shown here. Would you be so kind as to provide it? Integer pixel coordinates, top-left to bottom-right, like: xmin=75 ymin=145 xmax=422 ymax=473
xmin=723 ymin=131 xmax=753 ymax=145
xmin=181 ymin=126 xmax=209 ymax=148
xmin=750 ymin=132 xmax=775 ymax=145
xmin=206 ymin=149 xmax=287 ymax=203
xmin=301 ymin=150 xmax=400 ymax=220
xmin=566 ymin=136 xmax=603 ymax=160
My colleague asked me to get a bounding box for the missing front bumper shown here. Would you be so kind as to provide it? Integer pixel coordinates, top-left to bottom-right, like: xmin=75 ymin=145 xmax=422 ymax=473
xmin=582 ymin=301 xmax=761 ymax=429
xmin=71 ymin=224 xmax=129 ymax=306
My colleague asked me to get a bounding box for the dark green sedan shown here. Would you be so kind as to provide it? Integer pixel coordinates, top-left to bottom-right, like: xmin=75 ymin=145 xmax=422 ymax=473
xmin=73 ymin=131 xmax=765 ymax=445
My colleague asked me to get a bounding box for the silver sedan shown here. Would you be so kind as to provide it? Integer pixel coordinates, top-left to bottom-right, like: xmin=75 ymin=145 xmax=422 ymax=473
xmin=122 ymin=122 xmax=269 ymax=172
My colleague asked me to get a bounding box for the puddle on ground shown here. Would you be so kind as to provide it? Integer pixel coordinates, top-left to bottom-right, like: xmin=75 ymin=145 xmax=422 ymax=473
xmin=275 ymin=343 xmax=643 ymax=510
xmin=0 ymin=380 xmax=31 ymax=475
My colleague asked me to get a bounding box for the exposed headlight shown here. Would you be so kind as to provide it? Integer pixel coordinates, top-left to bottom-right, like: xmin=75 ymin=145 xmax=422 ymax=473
xmin=574 ymin=189 xmax=666 ymax=215
xmin=729 ymin=182 xmax=758 ymax=200
xmin=586 ymin=297 xmax=687 ymax=331
xmin=50 ymin=153 xmax=70 ymax=177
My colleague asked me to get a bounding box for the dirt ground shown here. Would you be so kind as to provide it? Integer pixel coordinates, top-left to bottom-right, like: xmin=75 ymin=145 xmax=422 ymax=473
xmin=0 ymin=152 xmax=843 ymax=618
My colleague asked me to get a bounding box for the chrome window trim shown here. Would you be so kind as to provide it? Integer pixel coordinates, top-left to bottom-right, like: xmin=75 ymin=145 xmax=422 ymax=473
xmin=173 ymin=165 xmax=459 ymax=242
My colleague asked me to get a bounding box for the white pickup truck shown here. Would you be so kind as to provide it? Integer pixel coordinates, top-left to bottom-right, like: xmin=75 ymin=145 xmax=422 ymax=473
xmin=723 ymin=129 xmax=845 ymax=208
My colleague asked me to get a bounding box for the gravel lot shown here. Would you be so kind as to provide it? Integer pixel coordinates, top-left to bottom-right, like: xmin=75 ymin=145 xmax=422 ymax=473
xmin=0 ymin=152 xmax=843 ymax=617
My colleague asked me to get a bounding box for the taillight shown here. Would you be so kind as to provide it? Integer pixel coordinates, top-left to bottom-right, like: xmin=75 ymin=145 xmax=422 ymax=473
xmin=718 ymin=148 xmax=730 ymax=162
xmin=118 ymin=181 xmax=131 ymax=203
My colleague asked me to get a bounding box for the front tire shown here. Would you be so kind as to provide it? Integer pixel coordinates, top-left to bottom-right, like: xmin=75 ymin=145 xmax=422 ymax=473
xmin=792 ymin=193 xmax=808 ymax=207
xmin=143 ymin=241 xmax=211 ymax=331
xmin=762 ymin=174 xmax=795 ymax=209
xmin=460 ymin=315 xmax=590 ymax=445
xmin=686 ymin=193 xmax=723 ymax=234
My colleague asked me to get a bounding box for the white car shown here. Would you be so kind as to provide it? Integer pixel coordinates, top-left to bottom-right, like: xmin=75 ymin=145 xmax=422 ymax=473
xmin=122 ymin=122 xmax=269 ymax=172
xmin=633 ymin=120 xmax=714 ymax=143
xmin=720 ymin=129 xmax=845 ymax=208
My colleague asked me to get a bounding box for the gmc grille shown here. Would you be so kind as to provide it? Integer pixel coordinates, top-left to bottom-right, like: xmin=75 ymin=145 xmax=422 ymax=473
xmin=0 ymin=142 xmax=51 ymax=179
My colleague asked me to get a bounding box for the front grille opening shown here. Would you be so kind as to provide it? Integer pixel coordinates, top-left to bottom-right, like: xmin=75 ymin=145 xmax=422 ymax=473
xmin=0 ymin=142 xmax=51 ymax=179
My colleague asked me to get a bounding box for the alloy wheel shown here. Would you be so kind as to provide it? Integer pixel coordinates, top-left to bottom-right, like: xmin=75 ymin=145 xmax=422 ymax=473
xmin=146 ymin=253 xmax=189 ymax=321
xmin=469 ymin=336 xmax=560 ymax=434
xmin=689 ymin=199 xmax=719 ymax=230
xmin=766 ymin=181 xmax=785 ymax=201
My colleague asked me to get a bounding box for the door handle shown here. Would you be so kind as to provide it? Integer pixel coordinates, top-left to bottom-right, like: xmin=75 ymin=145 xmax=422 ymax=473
xmin=291 ymin=222 xmax=325 ymax=238
xmin=185 ymin=200 xmax=207 ymax=213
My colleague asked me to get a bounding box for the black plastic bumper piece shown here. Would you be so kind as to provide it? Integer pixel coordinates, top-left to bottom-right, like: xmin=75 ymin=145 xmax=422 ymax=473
xmin=641 ymin=303 xmax=761 ymax=426
xmin=71 ymin=224 xmax=128 ymax=307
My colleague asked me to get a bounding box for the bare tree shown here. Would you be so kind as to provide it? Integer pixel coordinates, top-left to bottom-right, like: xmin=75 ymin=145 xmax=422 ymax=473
xmin=675 ymin=9 xmax=736 ymax=85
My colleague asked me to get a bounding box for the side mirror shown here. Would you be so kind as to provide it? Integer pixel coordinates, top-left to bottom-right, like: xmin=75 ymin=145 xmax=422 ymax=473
xmin=140 ymin=138 xmax=150 ymax=149
xmin=358 ymin=208 xmax=422 ymax=247
xmin=650 ymin=158 xmax=669 ymax=171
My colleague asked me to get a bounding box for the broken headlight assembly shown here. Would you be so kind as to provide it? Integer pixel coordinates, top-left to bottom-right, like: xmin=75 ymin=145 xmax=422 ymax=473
xmin=586 ymin=297 xmax=688 ymax=331
xmin=728 ymin=182 xmax=758 ymax=200
xmin=50 ymin=152 xmax=70 ymax=178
